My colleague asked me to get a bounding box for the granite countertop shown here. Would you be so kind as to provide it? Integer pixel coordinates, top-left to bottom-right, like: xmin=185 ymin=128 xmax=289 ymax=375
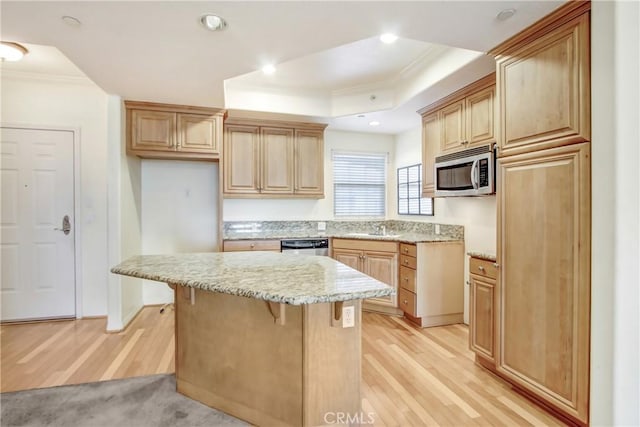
xmin=224 ymin=231 xmax=462 ymax=244
xmin=111 ymin=252 xmax=394 ymax=305
xmin=467 ymin=251 xmax=497 ymax=262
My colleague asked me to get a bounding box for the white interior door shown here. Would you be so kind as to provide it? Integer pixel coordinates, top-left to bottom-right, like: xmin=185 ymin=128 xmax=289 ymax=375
xmin=1 ymin=127 xmax=76 ymax=321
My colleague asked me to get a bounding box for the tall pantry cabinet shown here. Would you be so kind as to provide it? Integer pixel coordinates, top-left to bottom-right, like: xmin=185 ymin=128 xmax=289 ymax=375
xmin=491 ymin=1 xmax=591 ymax=424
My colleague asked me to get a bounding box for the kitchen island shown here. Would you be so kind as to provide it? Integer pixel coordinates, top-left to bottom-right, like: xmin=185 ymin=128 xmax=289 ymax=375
xmin=111 ymin=252 xmax=393 ymax=427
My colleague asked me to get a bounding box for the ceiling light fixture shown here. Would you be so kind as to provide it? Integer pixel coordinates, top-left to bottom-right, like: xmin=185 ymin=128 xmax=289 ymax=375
xmin=0 ymin=42 xmax=28 ymax=62
xmin=379 ymin=33 xmax=398 ymax=44
xmin=61 ymin=15 xmax=82 ymax=27
xmin=496 ymin=8 xmax=516 ymax=21
xmin=262 ymin=64 xmax=276 ymax=75
xmin=200 ymin=14 xmax=227 ymax=31
xmin=369 ymin=121 xmax=380 ymax=127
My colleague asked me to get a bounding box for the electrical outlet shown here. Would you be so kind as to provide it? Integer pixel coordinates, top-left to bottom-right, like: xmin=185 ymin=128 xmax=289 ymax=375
xmin=343 ymin=305 xmax=355 ymax=328
xmin=317 ymin=221 xmax=326 ymax=231
xmin=435 ymin=224 xmax=441 ymax=235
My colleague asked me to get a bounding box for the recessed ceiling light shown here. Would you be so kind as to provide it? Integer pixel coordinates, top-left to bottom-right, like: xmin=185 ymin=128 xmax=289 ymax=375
xmin=200 ymin=14 xmax=227 ymax=31
xmin=369 ymin=121 xmax=380 ymax=127
xmin=61 ymin=15 xmax=82 ymax=28
xmin=496 ymin=8 xmax=516 ymax=21
xmin=0 ymin=42 xmax=28 ymax=62
xmin=380 ymin=33 xmax=398 ymax=44
xmin=262 ymin=64 xmax=276 ymax=75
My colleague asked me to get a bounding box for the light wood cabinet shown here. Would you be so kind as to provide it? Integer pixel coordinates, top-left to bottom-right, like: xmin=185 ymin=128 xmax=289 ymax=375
xmin=397 ymin=242 xmax=464 ymax=327
xmin=294 ymin=130 xmax=324 ymax=195
xmin=494 ymin=10 xmax=590 ymax=157
xmin=421 ymin=113 xmax=439 ymax=197
xmin=468 ymin=257 xmax=499 ymax=365
xmin=261 ymin=127 xmax=294 ymax=194
xmin=223 ymin=118 xmax=326 ymax=198
xmin=125 ymin=101 xmax=225 ymax=161
xmin=332 ymin=239 xmax=398 ymax=312
xmin=222 ymin=239 xmax=281 ymax=252
xmin=490 ymin=3 xmax=591 ymax=424
xmin=440 ymin=100 xmax=465 ymax=152
xmin=418 ymin=74 xmax=495 ymax=197
xmin=497 ymin=143 xmax=590 ymax=423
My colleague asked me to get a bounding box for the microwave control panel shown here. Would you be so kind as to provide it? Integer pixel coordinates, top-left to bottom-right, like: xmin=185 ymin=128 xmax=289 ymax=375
xmin=479 ymin=159 xmax=489 ymax=186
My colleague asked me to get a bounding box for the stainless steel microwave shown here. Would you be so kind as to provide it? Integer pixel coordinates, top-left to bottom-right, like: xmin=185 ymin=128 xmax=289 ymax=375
xmin=434 ymin=144 xmax=495 ymax=197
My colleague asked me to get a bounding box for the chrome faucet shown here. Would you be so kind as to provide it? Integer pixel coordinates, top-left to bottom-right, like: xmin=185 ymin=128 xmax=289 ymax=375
xmin=373 ymin=224 xmax=386 ymax=236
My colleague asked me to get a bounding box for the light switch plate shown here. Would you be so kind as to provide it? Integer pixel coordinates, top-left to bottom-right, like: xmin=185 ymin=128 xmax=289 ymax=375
xmin=435 ymin=224 xmax=441 ymax=235
xmin=317 ymin=221 xmax=326 ymax=231
xmin=343 ymin=306 xmax=355 ymax=328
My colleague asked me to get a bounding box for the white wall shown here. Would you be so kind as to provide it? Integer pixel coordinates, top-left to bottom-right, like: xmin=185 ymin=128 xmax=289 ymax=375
xmin=106 ymin=95 xmax=143 ymax=331
xmin=591 ymin=1 xmax=640 ymax=425
xmin=1 ymin=73 xmax=110 ymax=317
xmin=141 ymin=160 xmax=219 ymax=305
xmin=223 ymin=129 xmax=396 ymax=220
xmin=393 ymin=127 xmax=496 ymax=324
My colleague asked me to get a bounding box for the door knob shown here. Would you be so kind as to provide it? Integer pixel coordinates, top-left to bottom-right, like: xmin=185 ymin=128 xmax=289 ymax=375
xmin=54 ymin=215 xmax=71 ymax=235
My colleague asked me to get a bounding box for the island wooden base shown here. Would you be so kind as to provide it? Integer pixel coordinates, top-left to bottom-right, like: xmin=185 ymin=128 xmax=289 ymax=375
xmin=174 ymin=287 xmax=362 ymax=426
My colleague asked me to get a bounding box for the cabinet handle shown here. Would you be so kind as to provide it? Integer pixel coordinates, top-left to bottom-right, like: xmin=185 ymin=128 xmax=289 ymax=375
xmin=493 ymin=263 xmax=500 ymax=268
xmin=250 ymin=244 xmax=255 ymax=249
xmin=403 ymin=299 xmax=408 ymax=305
xmin=466 ymin=281 xmax=470 ymax=286
xmin=460 ymin=141 xmax=466 ymax=145
xmin=478 ymin=266 xmax=485 ymax=272
xmin=403 ymin=248 xmax=408 ymax=253
xmin=404 ymin=259 xmax=409 ymax=264
xmin=403 ymin=277 xmax=408 ymax=282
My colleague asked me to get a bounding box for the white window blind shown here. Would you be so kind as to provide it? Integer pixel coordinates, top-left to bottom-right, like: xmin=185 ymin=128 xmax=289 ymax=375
xmin=333 ymin=151 xmax=387 ymax=217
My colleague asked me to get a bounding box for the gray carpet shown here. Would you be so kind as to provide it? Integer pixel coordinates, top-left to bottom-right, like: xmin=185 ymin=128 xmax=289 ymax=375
xmin=0 ymin=374 xmax=249 ymax=427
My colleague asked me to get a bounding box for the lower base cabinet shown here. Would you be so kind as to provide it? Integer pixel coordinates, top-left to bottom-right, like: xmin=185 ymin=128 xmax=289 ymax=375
xmin=332 ymin=239 xmax=399 ymax=313
xmin=468 ymin=256 xmax=499 ymax=365
xmin=399 ymin=242 xmax=464 ymax=327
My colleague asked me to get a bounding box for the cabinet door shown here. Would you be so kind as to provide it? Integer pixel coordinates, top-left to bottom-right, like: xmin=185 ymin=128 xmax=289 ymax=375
xmin=469 ymin=274 xmax=496 ymax=363
xmin=439 ymin=100 xmax=465 ymax=152
xmin=294 ymin=129 xmax=324 ymax=196
xmin=177 ymin=113 xmax=219 ymax=155
xmin=466 ymin=85 xmax=495 ymax=147
xmin=421 ymin=112 xmax=439 ymax=197
xmin=332 ymin=249 xmax=362 ymax=271
xmin=223 ymin=125 xmax=260 ymax=194
xmin=130 ymin=110 xmax=175 ymax=152
xmin=497 ymin=13 xmax=590 ymax=157
xmin=497 ymin=142 xmax=590 ymax=423
xmin=261 ymin=127 xmax=294 ymax=194
xmin=363 ymin=251 xmax=398 ymax=308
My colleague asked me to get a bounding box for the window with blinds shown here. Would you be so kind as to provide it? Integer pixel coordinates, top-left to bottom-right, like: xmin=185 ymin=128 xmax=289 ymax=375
xmin=333 ymin=151 xmax=387 ymax=217
xmin=397 ymin=164 xmax=434 ymax=216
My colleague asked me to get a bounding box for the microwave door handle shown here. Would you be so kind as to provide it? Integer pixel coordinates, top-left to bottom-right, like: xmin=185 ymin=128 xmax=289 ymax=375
xmin=470 ymin=159 xmax=479 ymax=189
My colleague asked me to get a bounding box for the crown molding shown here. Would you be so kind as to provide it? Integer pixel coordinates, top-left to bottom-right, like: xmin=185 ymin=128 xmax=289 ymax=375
xmin=0 ymin=69 xmax=94 ymax=86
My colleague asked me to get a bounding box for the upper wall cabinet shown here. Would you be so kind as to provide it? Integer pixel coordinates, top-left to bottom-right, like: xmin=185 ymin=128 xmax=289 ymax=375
xmin=223 ymin=118 xmax=326 ymax=198
xmin=125 ymin=101 xmax=226 ymax=161
xmin=418 ymin=73 xmax=495 ymax=197
xmin=493 ymin=9 xmax=590 ymax=157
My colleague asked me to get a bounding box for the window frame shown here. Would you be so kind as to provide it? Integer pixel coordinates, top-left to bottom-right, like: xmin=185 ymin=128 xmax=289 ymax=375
xmin=397 ymin=163 xmax=434 ymax=216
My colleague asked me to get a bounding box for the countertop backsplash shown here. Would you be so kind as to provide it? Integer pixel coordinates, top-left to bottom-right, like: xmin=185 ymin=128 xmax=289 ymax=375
xmin=223 ymin=220 xmax=464 ymax=241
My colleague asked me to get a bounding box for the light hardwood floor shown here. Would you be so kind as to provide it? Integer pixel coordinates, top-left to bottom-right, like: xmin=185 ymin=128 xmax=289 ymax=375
xmin=0 ymin=306 xmax=566 ymax=426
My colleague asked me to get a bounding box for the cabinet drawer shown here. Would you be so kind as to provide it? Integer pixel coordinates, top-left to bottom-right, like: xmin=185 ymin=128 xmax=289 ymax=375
xmin=398 ymin=288 xmax=417 ymax=317
xmin=399 ymin=255 xmax=417 ymax=270
xmin=399 ymin=266 xmax=416 ymax=293
xmin=469 ymin=257 xmax=498 ymax=280
xmin=223 ymin=239 xmax=281 ymax=252
xmin=399 ymin=243 xmax=417 ymax=257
